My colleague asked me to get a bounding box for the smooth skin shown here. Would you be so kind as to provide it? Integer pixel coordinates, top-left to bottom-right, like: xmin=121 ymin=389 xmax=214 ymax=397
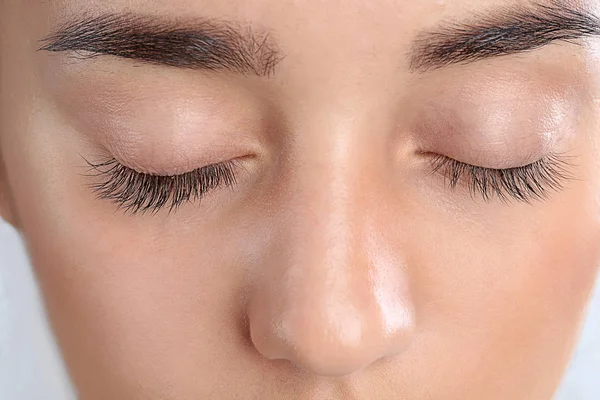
xmin=1 ymin=0 xmax=600 ymax=399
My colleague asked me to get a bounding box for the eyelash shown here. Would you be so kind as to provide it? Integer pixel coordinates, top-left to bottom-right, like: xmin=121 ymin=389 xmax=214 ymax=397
xmin=83 ymin=157 xmax=239 ymax=214
xmin=428 ymin=153 xmax=575 ymax=203
xmin=83 ymin=152 xmax=574 ymax=215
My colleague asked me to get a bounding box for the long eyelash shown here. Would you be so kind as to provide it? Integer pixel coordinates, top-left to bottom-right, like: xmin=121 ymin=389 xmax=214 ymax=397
xmin=82 ymin=157 xmax=238 ymax=214
xmin=429 ymin=153 xmax=576 ymax=203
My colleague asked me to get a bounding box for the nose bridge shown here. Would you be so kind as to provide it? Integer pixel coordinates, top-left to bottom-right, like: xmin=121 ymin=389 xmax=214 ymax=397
xmin=247 ymin=114 xmax=416 ymax=377
xmin=280 ymin=105 xmax=378 ymax=281
xmin=302 ymin=123 xmax=366 ymax=272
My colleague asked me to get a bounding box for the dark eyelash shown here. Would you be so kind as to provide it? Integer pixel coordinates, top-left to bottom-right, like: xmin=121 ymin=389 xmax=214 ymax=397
xmin=429 ymin=153 xmax=576 ymax=203
xmin=82 ymin=157 xmax=238 ymax=214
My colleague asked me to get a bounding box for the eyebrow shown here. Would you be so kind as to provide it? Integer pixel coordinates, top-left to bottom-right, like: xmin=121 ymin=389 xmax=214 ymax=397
xmin=39 ymin=13 xmax=283 ymax=77
xmin=409 ymin=1 xmax=600 ymax=72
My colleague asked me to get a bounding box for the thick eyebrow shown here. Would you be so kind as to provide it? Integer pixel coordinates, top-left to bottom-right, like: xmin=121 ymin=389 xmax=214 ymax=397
xmin=409 ymin=1 xmax=600 ymax=72
xmin=39 ymin=13 xmax=283 ymax=77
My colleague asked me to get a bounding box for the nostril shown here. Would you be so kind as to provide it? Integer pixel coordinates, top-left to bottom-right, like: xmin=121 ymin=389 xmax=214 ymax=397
xmin=263 ymin=331 xmax=376 ymax=377
xmin=288 ymin=350 xmax=376 ymax=378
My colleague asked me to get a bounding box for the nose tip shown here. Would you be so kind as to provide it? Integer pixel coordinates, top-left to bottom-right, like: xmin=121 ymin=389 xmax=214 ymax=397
xmin=260 ymin=310 xmax=412 ymax=377
xmin=248 ymin=276 xmax=415 ymax=377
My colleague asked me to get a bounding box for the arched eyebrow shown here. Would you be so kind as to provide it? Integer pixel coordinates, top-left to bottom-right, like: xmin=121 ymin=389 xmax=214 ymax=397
xmin=409 ymin=1 xmax=600 ymax=72
xmin=39 ymin=13 xmax=284 ymax=78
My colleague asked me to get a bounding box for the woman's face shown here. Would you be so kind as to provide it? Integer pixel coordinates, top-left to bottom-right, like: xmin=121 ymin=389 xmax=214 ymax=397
xmin=1 ymin=0 xmax=600 ymax=399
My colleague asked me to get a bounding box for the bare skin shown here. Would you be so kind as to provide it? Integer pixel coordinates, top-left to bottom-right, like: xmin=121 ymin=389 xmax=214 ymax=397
xmin=1 ymin=0 xmax=600 ymax=399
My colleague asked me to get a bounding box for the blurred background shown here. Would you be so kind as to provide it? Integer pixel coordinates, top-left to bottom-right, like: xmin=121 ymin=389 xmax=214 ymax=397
xmin=1 ymin=219 xmax=599 ymax=400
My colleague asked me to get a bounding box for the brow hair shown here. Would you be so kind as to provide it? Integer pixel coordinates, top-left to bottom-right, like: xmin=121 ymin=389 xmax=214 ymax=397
xmin=39 ymin=13 xmax=284 ymax=77
xmin=409 ymin=1 xmax=600 ymax=72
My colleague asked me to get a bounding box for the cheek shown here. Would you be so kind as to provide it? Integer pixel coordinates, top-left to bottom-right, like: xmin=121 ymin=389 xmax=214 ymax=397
xmin=414 ymin=196 xmax=600 ymax=397
xmin=493 ymin=222 xmax=599 ymax=397
xmin=21 ymin=210 xmax=250 ymax=395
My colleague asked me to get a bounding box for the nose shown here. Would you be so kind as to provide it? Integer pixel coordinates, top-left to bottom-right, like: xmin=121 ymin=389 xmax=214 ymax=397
xmin=247 ymin=139 xmax=416 ymax=377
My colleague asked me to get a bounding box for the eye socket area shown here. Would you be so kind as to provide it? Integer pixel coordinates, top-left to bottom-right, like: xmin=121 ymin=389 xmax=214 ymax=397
xmin=407 ymin=87 xmax=579 ymax=204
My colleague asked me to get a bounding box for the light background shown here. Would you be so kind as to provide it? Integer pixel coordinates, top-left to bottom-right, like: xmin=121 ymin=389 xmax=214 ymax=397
xmin=1 ymin=219 xmax=599 ymax=400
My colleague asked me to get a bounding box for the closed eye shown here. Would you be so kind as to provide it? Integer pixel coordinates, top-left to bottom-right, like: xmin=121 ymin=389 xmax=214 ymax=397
xmin=428 ymin=152 xmax=576 ymax=203
xmin=82 ymin=157 xmax=239 ymax=215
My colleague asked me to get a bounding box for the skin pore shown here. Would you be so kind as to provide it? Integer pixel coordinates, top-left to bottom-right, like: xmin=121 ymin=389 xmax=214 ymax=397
xmin=1 ymin=0 xmax=600 ymax=398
